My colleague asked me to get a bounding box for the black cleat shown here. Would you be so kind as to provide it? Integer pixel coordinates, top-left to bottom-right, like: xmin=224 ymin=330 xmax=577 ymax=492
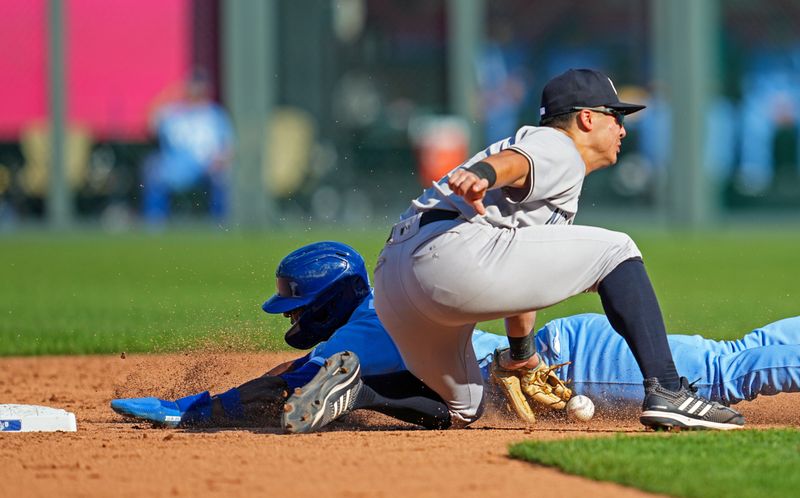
xmin=640 ymin=377 xmax=745 ymax=431
xmin=282 ymin=351 xmax=363 ymax=434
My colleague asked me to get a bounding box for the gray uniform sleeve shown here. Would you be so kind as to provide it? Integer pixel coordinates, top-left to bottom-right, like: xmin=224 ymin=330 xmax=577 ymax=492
xmin=506 ymin=129 xmax=585 ymax=204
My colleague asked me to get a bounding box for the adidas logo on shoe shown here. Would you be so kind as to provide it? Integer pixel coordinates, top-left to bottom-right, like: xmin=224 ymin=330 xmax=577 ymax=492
xmin=640 ymin=377 xmax=744 ymax=431
xmin=282 ymin=351 xmax=363 ymax=434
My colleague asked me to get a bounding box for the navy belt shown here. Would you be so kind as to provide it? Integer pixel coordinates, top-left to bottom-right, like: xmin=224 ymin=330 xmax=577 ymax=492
xmin=419 ymin=209 xmax=460 ymax=227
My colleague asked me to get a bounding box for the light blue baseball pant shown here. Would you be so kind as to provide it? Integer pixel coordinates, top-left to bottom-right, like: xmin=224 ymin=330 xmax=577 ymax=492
xmin=295 ymin=300 xmax=799 ymax=410
xmin=535 ymin=313 xmax=800 ymax=407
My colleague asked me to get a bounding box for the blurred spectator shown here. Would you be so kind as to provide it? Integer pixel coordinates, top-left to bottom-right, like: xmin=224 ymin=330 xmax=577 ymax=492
xmin=141 ymin=68 xmax=234 ymax=225
xmin=738 ymin=47 xmax=800 ymax=195
xmin=628 ymin=85 xmax=737 ymax=188
xmin=477 ymin=20 xmax=530 ymax=143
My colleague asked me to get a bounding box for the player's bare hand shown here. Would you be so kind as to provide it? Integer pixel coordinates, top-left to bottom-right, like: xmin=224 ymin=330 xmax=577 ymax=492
xmin=448 ymin=169 xmax=488 ymax=215
xmin=497 ymin=349 xmax=540 ymax=371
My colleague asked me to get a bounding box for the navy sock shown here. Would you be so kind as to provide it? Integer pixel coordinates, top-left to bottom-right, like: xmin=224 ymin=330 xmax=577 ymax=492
xmin=354 ymin=371 xmax=451 ymax=429
xmin=598 ymin=258 xmax=680 ymax=391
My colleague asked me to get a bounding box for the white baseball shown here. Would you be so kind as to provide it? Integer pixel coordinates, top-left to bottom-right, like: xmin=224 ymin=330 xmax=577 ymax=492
xmin=566 ymin=395 xmax=594 ymax=422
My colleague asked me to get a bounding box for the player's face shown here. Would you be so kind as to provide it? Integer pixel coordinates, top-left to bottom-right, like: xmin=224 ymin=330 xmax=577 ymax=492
xmin=284 ymin=307 xmax=305 ymax=324
xmin=591 ymin=109 xmax=627 ymax=167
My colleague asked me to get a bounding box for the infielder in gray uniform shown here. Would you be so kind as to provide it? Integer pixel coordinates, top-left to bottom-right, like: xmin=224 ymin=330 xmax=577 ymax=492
xmin=283 ymin=69 xmax=745 ymax=433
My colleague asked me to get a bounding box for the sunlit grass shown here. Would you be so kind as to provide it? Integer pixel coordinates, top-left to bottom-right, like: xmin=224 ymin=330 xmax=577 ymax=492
xmin=1 ymin=228 xmax=798 ymax=355
xmin=510 ymin=429 xmax=800 ymax=498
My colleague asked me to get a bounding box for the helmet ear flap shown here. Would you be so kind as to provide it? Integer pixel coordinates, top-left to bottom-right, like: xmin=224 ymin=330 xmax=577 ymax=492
xmin=347 ymin=273 xmax=370 ymax=303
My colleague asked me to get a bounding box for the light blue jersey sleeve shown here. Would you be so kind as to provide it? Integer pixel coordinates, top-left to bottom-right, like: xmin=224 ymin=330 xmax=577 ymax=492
xmin=471 ymin=330 xmax=509 ymax=380
xmin=310 ymin=292 xmax=405 ymax=377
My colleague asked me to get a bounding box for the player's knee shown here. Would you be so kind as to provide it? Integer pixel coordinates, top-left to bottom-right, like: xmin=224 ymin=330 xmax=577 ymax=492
xmin=608 ymin=231 xmax=642 ymax=262
xmin=589 ymin=232 xmax=643 ymax=289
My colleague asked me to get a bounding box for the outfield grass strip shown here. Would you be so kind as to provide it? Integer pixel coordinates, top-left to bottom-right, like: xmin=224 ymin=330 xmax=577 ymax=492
xmin=509 ymin=429 xmax=800 ymax=498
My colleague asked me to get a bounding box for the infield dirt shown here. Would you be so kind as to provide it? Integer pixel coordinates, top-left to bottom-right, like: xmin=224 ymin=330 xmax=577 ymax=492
xmin=1 ymin=352 xmax=797 ymax=498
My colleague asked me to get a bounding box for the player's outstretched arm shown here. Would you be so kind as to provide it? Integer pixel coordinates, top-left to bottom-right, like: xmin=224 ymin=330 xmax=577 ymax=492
xmin=447 ymin=149 xmax=530 ymax=214
xmin=264 ymin=358 xmax=297 ymax=376
xmin=111 ymin=357 xmax=308 ymax=428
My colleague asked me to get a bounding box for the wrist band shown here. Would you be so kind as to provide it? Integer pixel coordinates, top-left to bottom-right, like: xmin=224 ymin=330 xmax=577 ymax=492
xmin=508 ymin=333 xmax=535 ymax=361
xmin=465 ymin=161 xmax=497 ymax=188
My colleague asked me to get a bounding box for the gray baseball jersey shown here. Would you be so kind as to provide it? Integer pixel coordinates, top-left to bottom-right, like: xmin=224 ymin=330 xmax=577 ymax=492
xmin=405 ymin=126 xmax=584 ymax=227
xmin=374 ymin=125 xmax=641 ymax=425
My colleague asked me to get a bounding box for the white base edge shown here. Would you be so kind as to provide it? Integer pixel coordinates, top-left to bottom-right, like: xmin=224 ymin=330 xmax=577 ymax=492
xmin=0 ymin=404 xmax=78 ymax=432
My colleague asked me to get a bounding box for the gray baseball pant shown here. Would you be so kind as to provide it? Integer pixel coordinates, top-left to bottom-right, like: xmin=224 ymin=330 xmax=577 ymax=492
xmin=373 ymin=214 xmax=642 ymax=425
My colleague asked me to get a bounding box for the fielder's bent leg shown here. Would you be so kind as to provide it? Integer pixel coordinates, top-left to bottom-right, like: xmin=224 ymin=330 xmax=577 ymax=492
xmin=598 ymin=257 xmax=680 ymax=390
xmin=597 ymin=258 xmax=744 ymax=429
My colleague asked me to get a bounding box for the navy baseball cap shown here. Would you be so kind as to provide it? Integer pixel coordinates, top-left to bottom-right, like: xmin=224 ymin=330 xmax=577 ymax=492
xmin=539 ymin=69 xmax=645 ymax=122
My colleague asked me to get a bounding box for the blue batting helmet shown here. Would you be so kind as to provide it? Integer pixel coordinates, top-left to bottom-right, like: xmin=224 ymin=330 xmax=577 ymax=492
xmin=262 ymin=241 xmax=370 ymax=349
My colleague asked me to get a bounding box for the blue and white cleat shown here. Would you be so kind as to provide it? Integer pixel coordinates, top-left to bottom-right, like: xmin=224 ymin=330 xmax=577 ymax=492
xmin=110 ymin=391 xmax=212 ymax=428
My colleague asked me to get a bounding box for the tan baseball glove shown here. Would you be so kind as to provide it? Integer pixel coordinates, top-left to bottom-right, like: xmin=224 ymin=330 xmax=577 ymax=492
xmin=520 ymin=360 xmax=572 ymax=410
xmin=489 ymin=355 xmax=537 ymax=424
xmin=489 ymin=348 xmax=572 ymax=422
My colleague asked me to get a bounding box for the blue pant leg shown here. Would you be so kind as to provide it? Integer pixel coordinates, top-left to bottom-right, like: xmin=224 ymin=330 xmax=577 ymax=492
xmin=714 ymin=344 xmax=800 ymax=404
xmin=142 ymin=153 xmax=171 ymax=223
xmin=209 ymin=171 xmax=228 ymax=221
xmin=722 ymin=317 xmax=800 ymax=352
xmin=739 ymin=87 xmax=776 ymax=190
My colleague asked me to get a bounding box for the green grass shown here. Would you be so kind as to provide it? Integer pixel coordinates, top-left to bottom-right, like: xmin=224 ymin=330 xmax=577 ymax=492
xmin=509 ymin=429 xmax=800 ymax=498
xmin=1 ymin=228 xmax=799 ymax=355
xmin=0 ymin=229 xmax=384 ymax=355
xmin=478 ymin=229 xmax=800 ymax=340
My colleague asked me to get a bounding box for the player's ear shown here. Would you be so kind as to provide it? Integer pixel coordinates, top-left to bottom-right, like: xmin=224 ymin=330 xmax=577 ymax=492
xmin=576 ymin=109 xmax=593 ymax=131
